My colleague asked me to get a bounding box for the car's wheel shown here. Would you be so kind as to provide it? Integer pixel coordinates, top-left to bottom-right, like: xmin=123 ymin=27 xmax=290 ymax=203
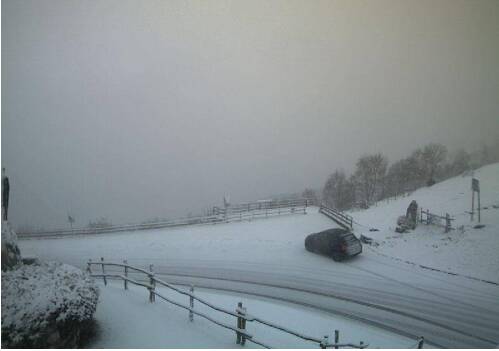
xmin=332 ymin=252 xmax=342 ymax=262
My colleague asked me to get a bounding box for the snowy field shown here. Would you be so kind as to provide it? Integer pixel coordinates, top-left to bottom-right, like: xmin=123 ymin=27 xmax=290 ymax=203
xmin=91 ymin=281 xmax=413 ymax=348
xmin=349 ymin=162 xmax=499 ymax=282
xmin=18 ymin=165 xmax=499 ymax=348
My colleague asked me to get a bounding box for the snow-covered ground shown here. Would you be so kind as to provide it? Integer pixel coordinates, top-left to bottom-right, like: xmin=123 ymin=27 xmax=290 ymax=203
xmin=349 ymin=162 xmax=499 ymax=282
xmin=18 ymin=166 xmax=499 ymax=348
xmin=91 ymin=280 xmax=412 ymax=348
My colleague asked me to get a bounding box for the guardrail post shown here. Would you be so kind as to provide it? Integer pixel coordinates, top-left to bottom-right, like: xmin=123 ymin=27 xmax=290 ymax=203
xmin=149 ymin=264 xmax=155 ymax=303
xmin=334 ymin=330 xmax=339 ymax=349
xmin=189 ymin=285 xmax=194 ymax=322
xmin=236 ymin=302 xmax=247 ymax=344
xmin=124 ymin=260 xmax=128 ymax=290
xmin=417 ymin=336 xmax=424 ymax=349
xmin=320 ymin=335 xmax=328 ymax=349
xmin=240 ymin=304 xmax=247 ymax=346
xmin=87 ymin=259 xmax=92 ymax=274
xmin=236 ymin=303 xmax=241 ymax=344
xmin=101 ymin=257 xmax=107 ymax=286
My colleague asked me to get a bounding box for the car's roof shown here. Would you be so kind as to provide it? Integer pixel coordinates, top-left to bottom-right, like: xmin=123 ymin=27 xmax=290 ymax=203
xmin=317 ymin=228 xmax=349 ymax=237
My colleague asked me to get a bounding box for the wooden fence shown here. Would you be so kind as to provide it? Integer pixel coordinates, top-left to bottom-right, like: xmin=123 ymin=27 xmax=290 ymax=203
xmin=87 ymin=258 xmax=371 ymax=349
xmin=18 ymin=199 xmax=308 ymax=239
xmin=319 ymin=204 xmax=353 ymax=231
xmin=420 ymin=209 xmax=454 ymax=233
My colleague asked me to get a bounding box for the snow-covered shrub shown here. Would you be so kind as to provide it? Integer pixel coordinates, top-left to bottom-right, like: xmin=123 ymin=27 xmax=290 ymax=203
xmin=1 ymin=222 xmax=21 ymax=271
xmin=1 ymin=261 xmax=99 ymax=348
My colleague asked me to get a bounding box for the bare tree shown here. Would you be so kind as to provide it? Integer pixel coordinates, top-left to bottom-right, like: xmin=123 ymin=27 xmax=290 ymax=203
xmin=354 ymin=153 xmax=388 ymax=205
xmin=322 ymin=170 xmax=355 ymax=210
xmin=302 ymin=188 xmax=319 ymax=206
xmin=420 ymin=143 xmax=447 ymax=185
xmin=385 ymin=160 xmax=406 ymax=198
xmin=450 ymin=149 xmax=471 ymax=175
xmin=479 ymin=143 xmax=491 ymax=166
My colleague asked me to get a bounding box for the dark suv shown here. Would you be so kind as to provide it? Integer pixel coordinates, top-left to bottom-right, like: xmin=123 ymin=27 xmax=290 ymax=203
xmin=305 ymin=228 xmax=362 ymax=261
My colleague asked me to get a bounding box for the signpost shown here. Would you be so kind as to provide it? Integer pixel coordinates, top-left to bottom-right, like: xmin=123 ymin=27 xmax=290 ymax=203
xmin=471 ymin=178 xmax=480 ymax=222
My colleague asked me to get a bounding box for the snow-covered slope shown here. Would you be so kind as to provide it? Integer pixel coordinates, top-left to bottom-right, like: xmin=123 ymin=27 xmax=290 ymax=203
xmin=349 ymin=162 xmax=499 ymax=282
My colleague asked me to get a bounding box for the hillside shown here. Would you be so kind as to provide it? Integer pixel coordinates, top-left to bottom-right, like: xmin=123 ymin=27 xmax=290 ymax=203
xmin=348 ymin=163 xmax=499 ymax=282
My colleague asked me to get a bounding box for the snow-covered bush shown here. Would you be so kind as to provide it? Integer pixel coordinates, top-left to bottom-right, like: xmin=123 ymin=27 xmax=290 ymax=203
xmin=1 ymin=261 xmax=99 ymax=348
xmin=1 ymin=222 xmax=21 ymax=271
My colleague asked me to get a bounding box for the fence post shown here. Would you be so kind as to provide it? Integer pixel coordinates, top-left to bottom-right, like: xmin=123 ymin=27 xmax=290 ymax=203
xmin=320 ymin=335 xmax=328 ymax=349
xmin=445 ymin=213 xmax=450 ymax=233
xmin=101 ymin=257 xmax=107 ymax=286
xmin=334 ymin=330 xmax=339 ymax=349
xmin=417 ymin=336 xmax=424 ymax=349
xmin=236 ymin=302 xmax=241 ymax=344
xmin=360 ymin=341 xmax=364 ymax=348
xmin=87 ymin=259 xmax=92 ymax=274
xmin=189 ymin=285 xmax=194 ymax=322
xmin=149 ymin=264 xmax=155 ymax=303
xmin=241 ymin=304 xmax=247 ymax=346
xmin=124 ymin=260 xmax=128 ymax=290
xmin=236 ymin=302 xmax=246 ymax=344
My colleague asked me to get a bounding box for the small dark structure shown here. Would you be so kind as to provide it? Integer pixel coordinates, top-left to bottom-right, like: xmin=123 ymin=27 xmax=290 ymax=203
xmin=305 ymin=228 xmax=362 ymax=262
xmin=2 ymin=168 xmax=10 ymax=221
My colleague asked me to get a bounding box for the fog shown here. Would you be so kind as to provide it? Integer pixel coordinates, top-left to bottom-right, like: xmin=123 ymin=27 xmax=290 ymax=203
xmin=2 ymin=0 xmax=499 ymax=230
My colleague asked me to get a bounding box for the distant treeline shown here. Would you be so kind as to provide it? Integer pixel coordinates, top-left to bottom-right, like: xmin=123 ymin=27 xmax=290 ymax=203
xmin=303 ymin=140 xmax=499 ymax=211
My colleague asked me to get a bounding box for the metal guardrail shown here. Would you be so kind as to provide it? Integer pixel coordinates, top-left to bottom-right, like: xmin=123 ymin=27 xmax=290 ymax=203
xmin=88 ymin=259 xmax=369 ymax=349
xmin=319 ymin=204 xmax=353 ymax=231
xmin=18 ymin=199 xmax=308 ymax=239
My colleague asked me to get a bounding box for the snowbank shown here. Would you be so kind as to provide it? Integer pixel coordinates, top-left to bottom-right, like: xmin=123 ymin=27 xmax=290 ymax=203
xmin=1 ymin=222 xmax=21 ymax=270
xmin=1 ymin=261 xmax=99 ymax=348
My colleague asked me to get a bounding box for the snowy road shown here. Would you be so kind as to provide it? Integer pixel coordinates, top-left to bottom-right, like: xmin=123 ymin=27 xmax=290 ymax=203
xmin=113 ymin=257 xmax=499 ymax=348
xmin=19 ymin=209 xmax=499 ymax=348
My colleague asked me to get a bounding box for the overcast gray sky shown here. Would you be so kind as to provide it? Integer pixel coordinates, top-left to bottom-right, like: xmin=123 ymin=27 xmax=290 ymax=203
xmin=2 ymin=0 xmax=499 ymax=230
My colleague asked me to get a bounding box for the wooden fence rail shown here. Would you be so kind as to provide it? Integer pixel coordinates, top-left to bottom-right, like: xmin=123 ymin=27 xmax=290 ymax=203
xmin=319 ymin=204 xmax=353 ymax=231
xmin=420 ymin=209 xmax=454 ymax=233
xmin=19 ymin=199 xmax=309 ymax=239
xmin=88 ymin=259 xmax=369 ymax=349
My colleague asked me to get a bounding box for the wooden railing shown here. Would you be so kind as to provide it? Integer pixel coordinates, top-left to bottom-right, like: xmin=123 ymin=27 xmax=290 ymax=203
xmin=18 ymin=199 xmax=308 ymax=239
xmin=87 ymin=258 xmax=369 ymax=349
xmin=319 ymin=204 xmax=353 ymax=231
xmin=420 ymin=209 xmax=454 ymax=233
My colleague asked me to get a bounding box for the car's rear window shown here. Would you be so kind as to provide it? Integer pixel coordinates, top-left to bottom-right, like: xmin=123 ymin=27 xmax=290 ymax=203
xmin=342 ymin=233 xmax=358 ymax=241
